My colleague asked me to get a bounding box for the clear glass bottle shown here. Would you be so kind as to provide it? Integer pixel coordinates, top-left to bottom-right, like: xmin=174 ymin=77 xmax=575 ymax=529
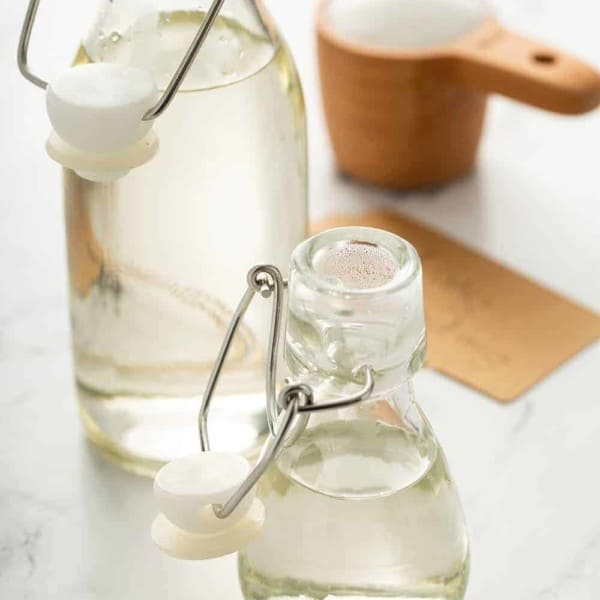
xmin=238 ymin=227 xmax=469 ymax=599
xmin=64 ymin=0 xmax=307 ymax=474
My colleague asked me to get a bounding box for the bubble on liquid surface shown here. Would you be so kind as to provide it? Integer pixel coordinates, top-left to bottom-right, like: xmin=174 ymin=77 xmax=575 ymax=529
xmin=312 ymin=241 xmax=399 ymax=290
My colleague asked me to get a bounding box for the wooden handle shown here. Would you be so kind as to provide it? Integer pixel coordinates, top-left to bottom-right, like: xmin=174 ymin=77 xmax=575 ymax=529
xmin=450 ymin=22 xmax=600 ymax=114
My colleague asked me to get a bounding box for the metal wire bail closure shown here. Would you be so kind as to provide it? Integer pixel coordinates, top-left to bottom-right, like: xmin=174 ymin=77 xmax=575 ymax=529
xmin=151 ymin=262 xmax=376 ymax=565
xmin=17 ymin=0 xmax=227 ymax=120
xmin=197 ymin=264 xmax=376 ymax=520
xmin=198 ymin=264 xmax=287 ymax=450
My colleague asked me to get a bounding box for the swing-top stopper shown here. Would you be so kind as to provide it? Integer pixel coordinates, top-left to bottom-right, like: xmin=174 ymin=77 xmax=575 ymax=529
xmin=152 ymin=452 xmax=265 ymax=560
xmin=19 ymin=0 xmax=233 ymax=183
xmin=45 ymin=63 xmax=159 ymax=182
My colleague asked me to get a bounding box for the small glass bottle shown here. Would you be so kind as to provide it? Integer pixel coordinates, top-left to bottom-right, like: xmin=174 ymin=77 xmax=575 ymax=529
xmin=63 ymin=0 xmax=307 ymax=473
xmin=238 ymin=227 xmax=469 ymax=599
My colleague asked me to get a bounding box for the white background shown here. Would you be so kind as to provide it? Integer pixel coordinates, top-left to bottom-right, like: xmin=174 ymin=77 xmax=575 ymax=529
xmin=1 ymin=1 xmax=599 ymax=598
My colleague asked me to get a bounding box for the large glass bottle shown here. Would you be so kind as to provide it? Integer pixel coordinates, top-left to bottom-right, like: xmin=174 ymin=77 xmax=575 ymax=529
xmin=64 ymin=0 xmax=307 ymax=474
xmin=238 ymin=227 xmax=469 ymax=599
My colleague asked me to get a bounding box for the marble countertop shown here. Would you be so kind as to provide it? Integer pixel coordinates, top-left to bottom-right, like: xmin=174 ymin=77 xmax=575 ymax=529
xmin=1 ymin=0 xmax=599 ymax=598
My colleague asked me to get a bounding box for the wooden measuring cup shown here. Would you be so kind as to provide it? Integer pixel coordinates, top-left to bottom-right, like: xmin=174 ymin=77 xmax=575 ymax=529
xmin=317 ymin=0 xmax=600 ymax=189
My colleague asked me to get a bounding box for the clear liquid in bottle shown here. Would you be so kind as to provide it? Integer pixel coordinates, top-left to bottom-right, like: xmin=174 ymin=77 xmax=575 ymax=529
xmin=238 ymin=229 xmax=469 ymax=599
xmin=66 ymin=8 xmax=307 ymax=474
xmin=239 ymin=414 xmax=469 ymax=599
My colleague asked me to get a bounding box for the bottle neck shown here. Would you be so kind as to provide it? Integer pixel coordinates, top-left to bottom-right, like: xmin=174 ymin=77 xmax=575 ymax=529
xmin=284 ymin=328 xmax=426 ymax=393
xmin=286 ymin=364 xmax=419 ymax=421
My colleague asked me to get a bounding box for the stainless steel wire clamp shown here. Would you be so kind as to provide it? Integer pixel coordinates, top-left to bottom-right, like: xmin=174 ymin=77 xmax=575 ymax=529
xmin=198 ymin=264 xmax=376 ymax=519
xmin=17 ymin=0 xmax=227 ymax=120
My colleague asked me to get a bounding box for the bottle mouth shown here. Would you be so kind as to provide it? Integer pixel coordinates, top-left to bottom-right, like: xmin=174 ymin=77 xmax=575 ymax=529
xmin=286 ymin=227 xmax=425 ymax=381
xmin=292 ymin=227 xmax=420 ymax=298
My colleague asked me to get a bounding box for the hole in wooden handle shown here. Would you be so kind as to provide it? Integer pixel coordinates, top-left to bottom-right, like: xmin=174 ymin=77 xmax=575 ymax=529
xmin=532 ymin=51 xmax=557 ymax=65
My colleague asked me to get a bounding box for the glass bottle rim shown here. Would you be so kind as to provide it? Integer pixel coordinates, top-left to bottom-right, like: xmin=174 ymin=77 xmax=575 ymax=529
xmin=291 ymin=226 xmax=421 ymax=298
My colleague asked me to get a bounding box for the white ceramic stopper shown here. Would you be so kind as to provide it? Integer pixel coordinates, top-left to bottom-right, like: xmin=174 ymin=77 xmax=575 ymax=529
xmin=46 ymin=63 xmax=158 ymax=154
xmin=152 ymin=452 xmax=265 ymax=560
xmin=46 ymin=129 xmax=158 ymax=183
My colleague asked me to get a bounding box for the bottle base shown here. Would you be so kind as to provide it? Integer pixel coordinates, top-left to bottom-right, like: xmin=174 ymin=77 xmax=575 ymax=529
xmin=238 ymin=555 xmax=469 ymax=600
xmin=78 ymin=383 xmax=268 ymax=477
